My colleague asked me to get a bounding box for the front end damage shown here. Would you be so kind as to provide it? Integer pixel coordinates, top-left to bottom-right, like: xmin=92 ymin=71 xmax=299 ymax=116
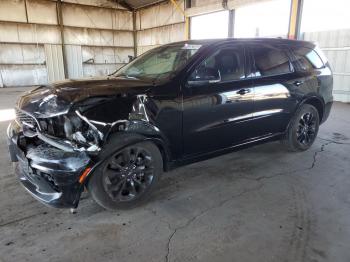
xmin=7 ymin=85 xmax=152 ymax=208
xmin=8 ymin=120 xmax=90 ymax=208
xmin=7 ymin=108 xmax=105 ymax=208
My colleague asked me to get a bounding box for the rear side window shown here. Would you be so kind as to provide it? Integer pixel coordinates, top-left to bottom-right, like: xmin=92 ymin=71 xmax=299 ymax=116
xmin=190 ymin=45 xmax=245 ymax=82
xmin=251 ymin=45 xmax=292 ymax=77
xmin=291 ymin=46 xmax=325 ymax=71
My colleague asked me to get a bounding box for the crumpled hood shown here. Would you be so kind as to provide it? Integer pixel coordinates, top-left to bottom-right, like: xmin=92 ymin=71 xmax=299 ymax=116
xmin=17 ymin=76 xmax=154 ymax=118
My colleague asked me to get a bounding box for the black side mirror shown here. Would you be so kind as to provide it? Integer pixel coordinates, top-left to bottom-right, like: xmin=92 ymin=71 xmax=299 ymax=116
xmin=128 ymin=55 xmax=135 ymax=62
xmin=188 ymin=67 xmax=221 ymax=86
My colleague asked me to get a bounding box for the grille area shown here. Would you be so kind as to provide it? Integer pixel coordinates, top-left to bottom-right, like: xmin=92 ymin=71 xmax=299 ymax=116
xmin=15 ymin=108 xmax=39 ymax=130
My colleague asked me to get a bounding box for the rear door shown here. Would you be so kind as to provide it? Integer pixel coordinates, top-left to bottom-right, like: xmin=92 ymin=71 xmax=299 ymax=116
xmin=248 ymin=43 xmax=297 ymax=136
xmin=182 ymin=43 xmax=256 ymax=156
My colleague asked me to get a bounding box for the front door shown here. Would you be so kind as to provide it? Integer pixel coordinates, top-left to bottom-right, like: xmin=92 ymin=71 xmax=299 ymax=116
xmin=182 ymin=44 xmax=255 ymax=156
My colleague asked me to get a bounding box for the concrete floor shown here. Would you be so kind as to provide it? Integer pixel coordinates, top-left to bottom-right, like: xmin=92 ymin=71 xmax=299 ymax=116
xmin=0 ymin=87 xmax=349 ymax=262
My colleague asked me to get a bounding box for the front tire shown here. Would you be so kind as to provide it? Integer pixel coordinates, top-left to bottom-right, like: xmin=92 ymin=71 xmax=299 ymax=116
xmin=284 ymin=104 xmax=319 ymax=152
xmin=88 ymin=138 xmax=163 ymax=210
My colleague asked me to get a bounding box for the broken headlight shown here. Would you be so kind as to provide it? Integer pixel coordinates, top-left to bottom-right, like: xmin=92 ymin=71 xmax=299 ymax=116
xmin=65 ymin=112 xmax=102 ymax=149
xmin=40 ymin=111 xmax=102 ymax=152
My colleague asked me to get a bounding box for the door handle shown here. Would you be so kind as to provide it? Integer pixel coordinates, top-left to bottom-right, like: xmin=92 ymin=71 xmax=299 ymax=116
xmin=237 ymin=88 xmax=251 ymax=95
xmin=293 ymin=81 xmax=303 ymax=87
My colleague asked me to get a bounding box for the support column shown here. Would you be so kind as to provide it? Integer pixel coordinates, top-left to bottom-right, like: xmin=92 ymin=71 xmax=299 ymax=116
xmin=170 ymin=0 xmax=189 ymax=40
xmin=185 ymin=0 xmax=191 ymax=39
xmin=288 ymin=0 xmax=303 ymax=39
xmin=228 ymin=9 xmax=235 ymax=38
xmin=57 ymin=0 xmax=68 ymax=78
xmin=132 ymin=11 xmax=137 ymax=57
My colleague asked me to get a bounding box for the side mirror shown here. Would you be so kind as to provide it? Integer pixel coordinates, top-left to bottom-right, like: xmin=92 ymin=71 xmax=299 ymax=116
xmin=128 ymin=55 xmax=135 ymax=62
xmin=187 ymin=67 xmax=221 ymax=86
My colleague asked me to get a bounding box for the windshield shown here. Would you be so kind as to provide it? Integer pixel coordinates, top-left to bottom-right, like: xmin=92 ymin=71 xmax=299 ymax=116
xmin=114 ymin=43 xmax=202 ymax=81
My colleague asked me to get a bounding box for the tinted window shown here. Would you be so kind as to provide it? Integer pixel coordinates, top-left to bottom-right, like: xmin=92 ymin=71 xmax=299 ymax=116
xmin=291 ymin=47 xmax=325 ymax=71
xmin=251 ymin=45 xmax=292 ymax=77
xmin=190 ymin=46 xmax=245 ymax=82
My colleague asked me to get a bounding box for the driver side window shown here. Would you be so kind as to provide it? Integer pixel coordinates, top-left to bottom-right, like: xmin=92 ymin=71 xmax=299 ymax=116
xmin=189 ymin=46 xmax=245 ymax=83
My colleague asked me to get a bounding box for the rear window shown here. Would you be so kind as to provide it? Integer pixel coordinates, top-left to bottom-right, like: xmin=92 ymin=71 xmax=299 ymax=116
xmin=314 ymin=46 xmax=328 ymax=65
xmin=291 ymin=46 xmax=325 ymax=71
xmin=251 ymin=45 xmax=292 ymax=77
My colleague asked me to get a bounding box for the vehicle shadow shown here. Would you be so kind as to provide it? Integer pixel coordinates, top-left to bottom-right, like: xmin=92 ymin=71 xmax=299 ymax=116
xmin=79 ymin=140 xmax=304 ymax=216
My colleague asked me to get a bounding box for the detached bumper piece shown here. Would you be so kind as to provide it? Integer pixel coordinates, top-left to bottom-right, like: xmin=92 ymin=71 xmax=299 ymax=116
xmin=7 ymin=122 xmax=91 ymax=208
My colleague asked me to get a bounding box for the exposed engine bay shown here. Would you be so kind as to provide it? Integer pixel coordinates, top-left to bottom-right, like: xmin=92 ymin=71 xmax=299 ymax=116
xmin=15 ymin=89 xmax=151 ymax=155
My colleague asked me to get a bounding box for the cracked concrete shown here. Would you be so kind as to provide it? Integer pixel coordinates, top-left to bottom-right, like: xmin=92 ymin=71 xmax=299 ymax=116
xmin=0 ymin=87 xmax=350 ymax=262
xmin=164 ymin=182 xmax=265 ymax=262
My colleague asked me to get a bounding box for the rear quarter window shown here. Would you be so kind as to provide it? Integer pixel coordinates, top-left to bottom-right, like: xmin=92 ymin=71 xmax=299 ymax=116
xmin=291 ymin=46 xmax=325 ymax=71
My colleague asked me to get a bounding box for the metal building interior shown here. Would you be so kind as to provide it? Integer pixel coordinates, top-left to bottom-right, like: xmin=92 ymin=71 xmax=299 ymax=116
xmin=0 ymin=0 xmax=349 ymax=261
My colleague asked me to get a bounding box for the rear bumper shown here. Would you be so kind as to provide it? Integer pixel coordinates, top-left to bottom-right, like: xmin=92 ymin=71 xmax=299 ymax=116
xmin=7 ymin=121 xmax=91 ymax=208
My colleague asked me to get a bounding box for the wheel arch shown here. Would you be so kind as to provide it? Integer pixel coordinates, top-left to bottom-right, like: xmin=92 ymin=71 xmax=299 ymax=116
xmin=300 ymin=95 xmax=325 ymax=122
xmin=84 ymin=131 xmax=172 ymax=187
xmin=285 ymin=95 xmax=325 ymax=135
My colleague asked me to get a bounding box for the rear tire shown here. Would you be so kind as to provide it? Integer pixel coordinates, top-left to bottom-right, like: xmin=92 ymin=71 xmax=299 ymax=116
xmin=88 ymin=135 xmax=163 ymax=210
xmin=283 ymin=104 xmax=319 ymax=152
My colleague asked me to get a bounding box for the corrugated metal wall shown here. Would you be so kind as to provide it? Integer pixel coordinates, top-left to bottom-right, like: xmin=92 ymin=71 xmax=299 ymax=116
xmin=0 ymin=0 xmax=134 ymax=87
xmin=2 ymin=0 xmax=347 ymax=105
xmin=303 ymin=29 xmax=350 ymax=103
xmin=135 ymin=1 xmax=186 ymax=55
xmin=65 ymin=45 xmax=83 ymax=78
xmin=45 ymin=44 xmax=65 ymax=82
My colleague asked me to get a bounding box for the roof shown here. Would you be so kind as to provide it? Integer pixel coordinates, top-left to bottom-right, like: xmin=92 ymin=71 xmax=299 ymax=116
xmin=164 ymin=38 xmax=316 ymax=48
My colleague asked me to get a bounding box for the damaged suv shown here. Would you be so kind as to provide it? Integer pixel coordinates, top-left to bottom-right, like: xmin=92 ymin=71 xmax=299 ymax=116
xmin=7 ymin=38 xmax=333 ymax=210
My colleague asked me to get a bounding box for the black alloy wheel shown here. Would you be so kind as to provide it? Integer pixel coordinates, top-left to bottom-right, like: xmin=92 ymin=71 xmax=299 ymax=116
xmin=102 ymin=146 xmax=155 ymax=202
xmin=283 ymin=104 xmax=319 ymax=152
xmin=87 ymin=137 xmax=163 ymax=210
xmin=296 ymin=112 xmax=317 ymax=146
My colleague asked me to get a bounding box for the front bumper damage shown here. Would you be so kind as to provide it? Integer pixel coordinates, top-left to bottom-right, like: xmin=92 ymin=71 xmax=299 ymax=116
xmin=7 ymin=121 xmax=91 ymax=208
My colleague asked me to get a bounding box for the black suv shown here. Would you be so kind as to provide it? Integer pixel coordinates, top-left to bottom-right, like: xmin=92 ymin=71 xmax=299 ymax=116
xmin=7 ymin=38 xmax=333 ymax=210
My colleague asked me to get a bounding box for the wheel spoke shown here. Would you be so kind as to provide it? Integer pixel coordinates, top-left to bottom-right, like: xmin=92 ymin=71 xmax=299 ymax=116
xmin=308 ymin=127 xmax=315 ymax=135
xmin=109 ymin=178 xmax=126 ymax=192
xmin=305 ymin=132 xmax=310 ymax=144
xmin=109 ymin=158 xmax=122 ymax=170
xmin=308 ymin=115 xmax=314 ymax=125
xmin=122 ymin=149 xmax=131 ymax=164
xmin=104 ymin=168 xmax=120 ymax=181
xmin=130 ymin=148 xmax=140 ymax=163
xmin=104 ymin=173 xmax=112 ymax=185
xmin=305 ymin=113 xmax=309 ymax=122
xmin=116 ymin=180 xmax=128 ymax=199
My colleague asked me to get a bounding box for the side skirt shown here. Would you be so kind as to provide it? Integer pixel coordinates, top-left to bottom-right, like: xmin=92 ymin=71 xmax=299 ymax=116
xmin=167 ymin=133 xmax=285 ymax=170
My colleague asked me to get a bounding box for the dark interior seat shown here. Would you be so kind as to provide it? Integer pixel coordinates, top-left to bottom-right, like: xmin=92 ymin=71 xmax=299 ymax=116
xmin=215 ymin=51 xmax=243 ymax=80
